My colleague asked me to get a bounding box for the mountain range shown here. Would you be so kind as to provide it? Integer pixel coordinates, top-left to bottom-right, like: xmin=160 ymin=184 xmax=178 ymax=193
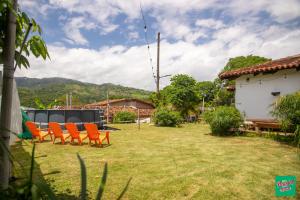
xmin=15 ymin=77 xmax=152 ymax=108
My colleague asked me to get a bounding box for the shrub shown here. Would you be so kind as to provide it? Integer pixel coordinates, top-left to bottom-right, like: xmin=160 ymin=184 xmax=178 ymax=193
xmin=204 ymin=106 xmax=243 ymax=135
xmin=272 ymin=92 xmax=300 ymax=132
xmin=153 ymin=108 xmax=182 ymax=127
xmin=113 ymin=111 xmax=136 ymax=123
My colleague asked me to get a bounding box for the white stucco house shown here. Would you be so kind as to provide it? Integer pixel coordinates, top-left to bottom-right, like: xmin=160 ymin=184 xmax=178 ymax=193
xmin=219 ymin=54 xmax=300 ymax=120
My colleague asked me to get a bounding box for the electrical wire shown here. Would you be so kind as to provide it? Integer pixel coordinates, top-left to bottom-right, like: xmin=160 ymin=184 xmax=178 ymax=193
xmin=140 ymin=2 xmax=156 ymax=85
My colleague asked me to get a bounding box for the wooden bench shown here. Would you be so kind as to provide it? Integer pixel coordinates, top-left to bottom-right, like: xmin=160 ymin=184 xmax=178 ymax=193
xmin=246 ymin=119 xmax=281 ymax=133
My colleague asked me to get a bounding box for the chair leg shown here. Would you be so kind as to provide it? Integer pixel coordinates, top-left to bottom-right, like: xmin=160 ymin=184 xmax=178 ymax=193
xmin=53 ymin=138 xmax=56 ymax=144
xmin=106 ymin=132 xmax=110 ymax=144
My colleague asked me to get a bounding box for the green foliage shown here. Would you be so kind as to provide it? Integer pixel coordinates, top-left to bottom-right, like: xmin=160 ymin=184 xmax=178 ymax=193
xmin=0 ymin=144 xmax=56 ymax=199
xmin=153 ymin=108 xmax=182 ymax=127
xmin=294 ymin=125 xmax=300 ymax=148
xmin=223 ymin=55 xmax=270 ymax=72
xmin=34 ymin=98 xmax=57 ymax=109
xmin=16 ymin=77 xmax=151 ymax=108
xmin=0 ymin=1 xmax=49 ymax=68
xmin=272 ymin=92 xmax=300 ymax=132
xmin=0 ymin=141 xmax=131 ymax=199
xmin=113 ymin=111 xmax=137 ymax=123
xmin=213 ymin=88 xmax=235 ymax=106
xmin=196 ymin=81 xmax=216 ymax=102
xmin=164 ymin=74 xmax=200 ymax=118
xmin=204 ymin=106 xmax=243 ymax=135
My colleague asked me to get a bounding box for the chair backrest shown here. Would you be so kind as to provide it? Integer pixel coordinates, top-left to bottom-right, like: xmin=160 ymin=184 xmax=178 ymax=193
xmin=25 ymin=121 xmax=40 ymax=137
xmin=48 ymin=122 xmax=63 ymax=137
xmin=84 ymin=123 xmax=99 ymax=139
xmin=65 ymin=123 xmax=79 ymax=138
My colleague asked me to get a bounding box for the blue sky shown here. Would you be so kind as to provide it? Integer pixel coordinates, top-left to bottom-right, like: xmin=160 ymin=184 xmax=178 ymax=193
xmin=17 ymin=0 xmax=300 ymax=90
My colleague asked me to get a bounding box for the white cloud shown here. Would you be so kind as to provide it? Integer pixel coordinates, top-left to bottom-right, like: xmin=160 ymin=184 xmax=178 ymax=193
xmin=64 ymin=17 xmax=96 ymax=45
xmin=226 ymin=0 xmax=300 ymax=22
xmin=128 ymin=31 xmax=139 ymax=40
xmin=195 ymin=19 xmax=225 ymax=29
xmin=16 ymin=25 xmax=300 ymax=90
xmin=16 ymin=0 xmax=300 ymax=91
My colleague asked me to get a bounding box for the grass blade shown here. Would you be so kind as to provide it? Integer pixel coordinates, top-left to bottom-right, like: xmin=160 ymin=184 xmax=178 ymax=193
xmin=116 ymin=177 xmax=132 ymax=200
xmin=35 ymin=180 xmax=57 ymax=200
xmin=77 ymin=153 xmax=87 ymax=200
xmin=95 ymin=162 xmax=108 ymax=200
xmin=28 ymin=143 xmax=36 ymax=187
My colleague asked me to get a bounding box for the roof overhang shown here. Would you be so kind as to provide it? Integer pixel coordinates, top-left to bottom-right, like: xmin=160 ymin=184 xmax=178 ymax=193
xmin=219 ymin=54 xmax=300 ymax=80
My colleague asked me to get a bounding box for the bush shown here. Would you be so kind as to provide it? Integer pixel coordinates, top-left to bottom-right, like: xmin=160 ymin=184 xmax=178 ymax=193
xmin=272 ymin=92 xmax=300 ymax=132
xmin=113 ymin=111 xmax=136 ymax=123
xmin=153 ymin=108 xmax=182 ymax=127
xmin=204 ymin=106 xmax=243 ymax=135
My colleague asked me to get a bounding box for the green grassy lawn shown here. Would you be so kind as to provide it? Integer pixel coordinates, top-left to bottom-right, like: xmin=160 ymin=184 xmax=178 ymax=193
xmin=12 ymin=123 xmax=300 ymax=199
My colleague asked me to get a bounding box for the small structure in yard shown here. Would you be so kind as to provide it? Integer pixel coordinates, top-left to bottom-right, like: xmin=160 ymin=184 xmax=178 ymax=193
xmin=25 ymin=109 xmax=105 ymax=130
xmin=219 ymin=54 xmax=300 ymax=130
xmin=84 ymin=98 xmax=155 ymax=122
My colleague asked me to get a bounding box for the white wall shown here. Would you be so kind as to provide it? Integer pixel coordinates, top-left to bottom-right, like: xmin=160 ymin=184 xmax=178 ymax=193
xmin=235 ymin=68 xmax=300 ymax=119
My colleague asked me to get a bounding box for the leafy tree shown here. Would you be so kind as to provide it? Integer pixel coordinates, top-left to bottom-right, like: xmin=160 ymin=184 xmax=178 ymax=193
xmin=196 ymin=81 xmax=216 ymax=102
xmin=0 ymin=0 xmax=50 ymax=68
xmin=213 ymin=88 xmax=234 ymax=106
xmin=150 ymin=85 xmax=172 ymax=108
xmin=166 ymin=74 xmax=200 ymax=118
xmin=0 ymin=0 xmax=49 ymax=189
xmin=223 ymin=55 xmax=270 ymax=72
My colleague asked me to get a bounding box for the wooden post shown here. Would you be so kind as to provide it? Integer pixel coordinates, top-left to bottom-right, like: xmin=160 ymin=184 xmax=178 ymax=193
xmin=0 ymin=0 xmax=17 ymax=189
xmin=106 ymin=90 xmax=109 ymax=124
xmin=138 ymin=109 xmax=140 ymax=130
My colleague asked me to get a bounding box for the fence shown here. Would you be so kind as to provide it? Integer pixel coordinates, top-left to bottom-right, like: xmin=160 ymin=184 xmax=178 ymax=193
xmin=25 ymin=109 xmax=105 ymax=130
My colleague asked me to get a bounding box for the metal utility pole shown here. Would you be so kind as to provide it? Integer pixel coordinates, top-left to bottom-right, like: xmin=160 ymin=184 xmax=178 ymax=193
xmin=156 ymin=32 xmax=160 ymax=95
xmin=70 ymin=92 xmax=72 ymax=109
xmin=66 ymin=94 xmax=69 ymax=109
xmin=0 ymin=0 xmax=17 ymax=189
xmin=155 ymin=32 xmax=171 ymax=96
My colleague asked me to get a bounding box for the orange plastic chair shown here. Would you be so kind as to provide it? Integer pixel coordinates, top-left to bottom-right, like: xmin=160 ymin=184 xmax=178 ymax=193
xmin=48 ymin=122 xmax=70 ymax=144
xmin=65 ymin=123 xmax=88 ymax=145
xmin=25 ymin=121 xmax=51 ymax=142
xmin=84 ymin=123 xmax=110 ymax=146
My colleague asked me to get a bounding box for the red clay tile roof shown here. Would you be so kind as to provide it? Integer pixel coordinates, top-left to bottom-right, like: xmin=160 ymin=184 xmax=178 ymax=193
xmin=219 ymin=54 xmax=300 ymax=80
xmin=83 ymin=105 xmax=154 ymax=118
xmin=85 ymin=98 xmax=154 ymax=107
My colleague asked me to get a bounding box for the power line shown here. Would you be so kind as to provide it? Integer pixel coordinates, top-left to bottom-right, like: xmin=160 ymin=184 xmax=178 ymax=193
xmin=140 ymin=2 xmax=156 ymax=85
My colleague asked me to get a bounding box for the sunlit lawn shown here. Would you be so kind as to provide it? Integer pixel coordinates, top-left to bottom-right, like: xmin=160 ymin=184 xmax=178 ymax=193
xmin=12 ymin=123 xmax=300 ymax=199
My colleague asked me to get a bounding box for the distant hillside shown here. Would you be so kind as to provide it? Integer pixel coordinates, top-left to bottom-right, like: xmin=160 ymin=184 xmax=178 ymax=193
xmin=16 ymin=77 xmax=152 ymax=108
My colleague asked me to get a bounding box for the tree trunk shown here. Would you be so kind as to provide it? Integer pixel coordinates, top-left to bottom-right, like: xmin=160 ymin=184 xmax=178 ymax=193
xmin=0 ymin=0 xmax=17 ymax=189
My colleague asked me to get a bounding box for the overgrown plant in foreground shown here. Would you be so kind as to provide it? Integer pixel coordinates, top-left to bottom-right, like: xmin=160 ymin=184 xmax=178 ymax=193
xmin=204 ymin=106 xmax=243 ymax=135
xmin=0 ymin=142 xmax=131 ymax=199
xmin=272 ymin=92 xmax=300 ymax=133
xmin=153 ymin=108 xmax=182 ymax=127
